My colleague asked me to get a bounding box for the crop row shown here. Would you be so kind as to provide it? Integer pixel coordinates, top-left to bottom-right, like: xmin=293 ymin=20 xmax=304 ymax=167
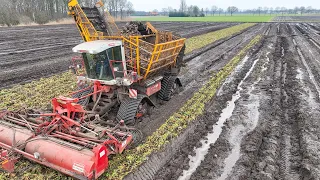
xmin=105 ymin=34 xmax=262 ymax=179
xmin=185 ymin=23 xmax=255 ymax=53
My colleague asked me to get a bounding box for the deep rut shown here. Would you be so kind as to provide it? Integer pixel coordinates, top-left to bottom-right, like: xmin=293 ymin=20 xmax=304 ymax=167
xmin=154 ymin=23 xmax=320 ymax=180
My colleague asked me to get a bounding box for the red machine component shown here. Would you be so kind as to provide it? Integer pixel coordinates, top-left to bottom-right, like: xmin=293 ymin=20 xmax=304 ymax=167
xmin=146 ymin=81 xmax=161 ymax=96
xmin=0 ymin=148 xmax=17 ymax=173
xmin=0 ymin=95 xmax=139 ymax=179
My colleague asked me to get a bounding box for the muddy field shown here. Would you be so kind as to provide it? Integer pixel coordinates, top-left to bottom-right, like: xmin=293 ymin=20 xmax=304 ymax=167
xmin=2 ymin=21 xmax=320 ymax=180
xmin=273 ymin=16 xmax=320 ymax=22
xmin=147 ymin=22 xmax=320 ymax=180
xmin=0 ymin=22 xmax=237 ymax=89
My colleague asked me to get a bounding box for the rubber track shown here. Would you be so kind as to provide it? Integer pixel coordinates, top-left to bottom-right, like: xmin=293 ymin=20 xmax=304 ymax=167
xmin=158 ymin=76 xmax=176 ymax=101
xmin=72 ymin=85 xmax=92 ymax=106
xmin=116 ymin=94 xmax=146 ymax=125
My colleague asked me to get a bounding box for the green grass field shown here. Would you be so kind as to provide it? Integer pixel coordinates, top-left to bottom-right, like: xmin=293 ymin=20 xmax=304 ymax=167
xmin=133 ymin=15 xmax=276 ymax=22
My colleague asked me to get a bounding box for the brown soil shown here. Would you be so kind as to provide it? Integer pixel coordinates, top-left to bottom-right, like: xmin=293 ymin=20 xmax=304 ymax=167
xmin=153 ymin=22 xmax=320 ymax=180
xmin=5 ymin=22 xmax=320 ymax=180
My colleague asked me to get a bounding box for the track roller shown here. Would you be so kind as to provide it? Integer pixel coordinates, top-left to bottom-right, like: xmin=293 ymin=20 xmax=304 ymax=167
xmin=72 ymin=85 xmax=93 ymax=106
xmin=116 ymin=95 xmax=154 ymax=125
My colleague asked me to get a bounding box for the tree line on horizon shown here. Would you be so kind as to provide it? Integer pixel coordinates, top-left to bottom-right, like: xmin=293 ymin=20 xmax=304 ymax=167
xmin=157 ymin=0 xmax=320 ymax=17
xmin=0 ymin=0 xmax=135 ymax=26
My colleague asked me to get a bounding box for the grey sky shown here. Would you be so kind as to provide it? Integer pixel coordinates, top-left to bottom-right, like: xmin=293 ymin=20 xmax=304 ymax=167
xmin=132 ymin=0 xmax=319 ymax=11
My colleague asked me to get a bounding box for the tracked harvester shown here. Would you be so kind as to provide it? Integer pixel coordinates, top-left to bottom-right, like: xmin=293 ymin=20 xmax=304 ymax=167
xmin=67 ymin=0 xmax=186 ymax=125
xmin=0 ymin=0 xmax=185 ymax=179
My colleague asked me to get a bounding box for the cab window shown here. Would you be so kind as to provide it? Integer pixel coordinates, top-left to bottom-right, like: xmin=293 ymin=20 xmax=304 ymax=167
xmin=82 ymin=51 xmax=113 ymax=80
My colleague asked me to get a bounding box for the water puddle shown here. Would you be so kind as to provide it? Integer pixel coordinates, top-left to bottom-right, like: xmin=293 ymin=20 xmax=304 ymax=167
xmin=297 ymin=47 xmax=320 ymax=98
xmin=309 ymin=38 xmax=320 ymax=50
xmin=217 ymin=56 xmax=249 ymax=96
xmin=218 ymin=56 xmax=264 ymax=180
xmin=217 ymin=127 xmax=244 ymax=180
xmin=296 ymin=68 xmax=303 ymax=80
xmin=179 ymin=56 xmax=260 ymax=180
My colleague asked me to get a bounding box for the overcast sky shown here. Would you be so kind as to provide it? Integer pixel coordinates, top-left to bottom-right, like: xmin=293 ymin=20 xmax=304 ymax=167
xmin=132 ymin=0 xmax=319 ymax=11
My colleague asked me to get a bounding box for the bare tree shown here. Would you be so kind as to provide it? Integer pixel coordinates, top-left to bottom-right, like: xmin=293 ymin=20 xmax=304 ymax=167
xmin=126 ymin=1 xmax=134 ymax=16
xmin=227 ymin=6 xmax=238 ymax=16
xmin=179 ymin=0 xmax=187 ymax=13
xmin=263 ymin=7 xmax=269 ymax=15
xmin=162 ymin=8 xmax=168 ymax=16
xmin=0 ymin=0 xmax=19 ymax=26
xmin=119 ymin=0 xmax=127 ymax=19
xmin=258 ymin=7 xmax=262 ymax=16
xmin=269 ymin=7 xmax=274 ymax=15
xmin=218 ymin=8 xmax=223 ymax=16
xmin=205 ymin=8 xmax=209 ymax=16
xmin=193 ymin=6 xmax=200 ymax=17
xmin=294 ymin=7 xmax=299 ymax=14
xmin=251 ymin=9 xmax=256 ymax=16
xmin=300 ymin=6 xmax=306 ymax=15
xmin=188 ymin=5 xmax=194 ymax=16
xmin=211 ymin=6 xmax=218 ymax=16
xmin=306 ymin=6 xmax=313 ymax=13
xmin=275 ymin=7 xmax=281 ymax=14
xmin=281 ymin=7 xmax=287 ymax=15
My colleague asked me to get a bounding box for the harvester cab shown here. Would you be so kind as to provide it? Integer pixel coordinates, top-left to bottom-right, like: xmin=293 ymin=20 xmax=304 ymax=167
xmin=72 ymin=40 xmax=133 ymax=86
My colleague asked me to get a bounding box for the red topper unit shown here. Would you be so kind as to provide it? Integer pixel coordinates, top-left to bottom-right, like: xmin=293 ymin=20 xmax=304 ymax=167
xmin=0 ymin=95 xmax=139 ymax=179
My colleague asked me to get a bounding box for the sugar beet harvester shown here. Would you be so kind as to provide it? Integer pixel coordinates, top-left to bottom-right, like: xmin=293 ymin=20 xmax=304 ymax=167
xmin=67 ymin=0 xmax=186 ymax=125
xmin=0 ymin=0 xmax=186 ymax=179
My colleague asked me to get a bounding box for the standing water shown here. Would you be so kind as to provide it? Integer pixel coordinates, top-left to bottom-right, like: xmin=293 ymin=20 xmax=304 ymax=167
xmin=178 ymin=57 xmax=260 ymax=180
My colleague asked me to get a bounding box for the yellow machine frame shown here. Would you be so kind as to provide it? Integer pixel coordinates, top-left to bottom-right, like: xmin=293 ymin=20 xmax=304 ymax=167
xmin=68 ymin=0 xmax=185 ymax=80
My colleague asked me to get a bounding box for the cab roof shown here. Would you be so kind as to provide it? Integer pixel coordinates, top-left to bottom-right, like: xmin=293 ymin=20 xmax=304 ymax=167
xmin=72 ymin=40 xmax=122 ymax=54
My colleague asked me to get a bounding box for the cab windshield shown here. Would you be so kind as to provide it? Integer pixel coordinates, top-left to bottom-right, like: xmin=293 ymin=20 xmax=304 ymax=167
xmin=82 ymin=46 xmax=123 ymax=80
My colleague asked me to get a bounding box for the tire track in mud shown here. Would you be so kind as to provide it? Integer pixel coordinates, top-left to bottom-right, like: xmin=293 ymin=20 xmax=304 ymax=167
xmin=188 ymin=27 xmax=275 ymax=180
xmin=179 ymin=48 xmax=262 ymax=180
xmin=137 ymin=24 xmax=266 ymax=138
xmin=154 ymin=23 xmax=320 ymax=180
xmin=277 ymin=26 xmax=302 ymax=180
xmin=193 ymin=23 xmax=320 ymax=180
xmin=293 ymin=23 xmax=320 ymax=98
xmin=288 ymin=23 xmax=320 ymax=179
xmin=224 ymin=24 xmax=304 ymax=180
xmin=152 ymin=25 xmax=267 ymax=180
xmin=228 ymin=23 xmax=320 ymax=180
